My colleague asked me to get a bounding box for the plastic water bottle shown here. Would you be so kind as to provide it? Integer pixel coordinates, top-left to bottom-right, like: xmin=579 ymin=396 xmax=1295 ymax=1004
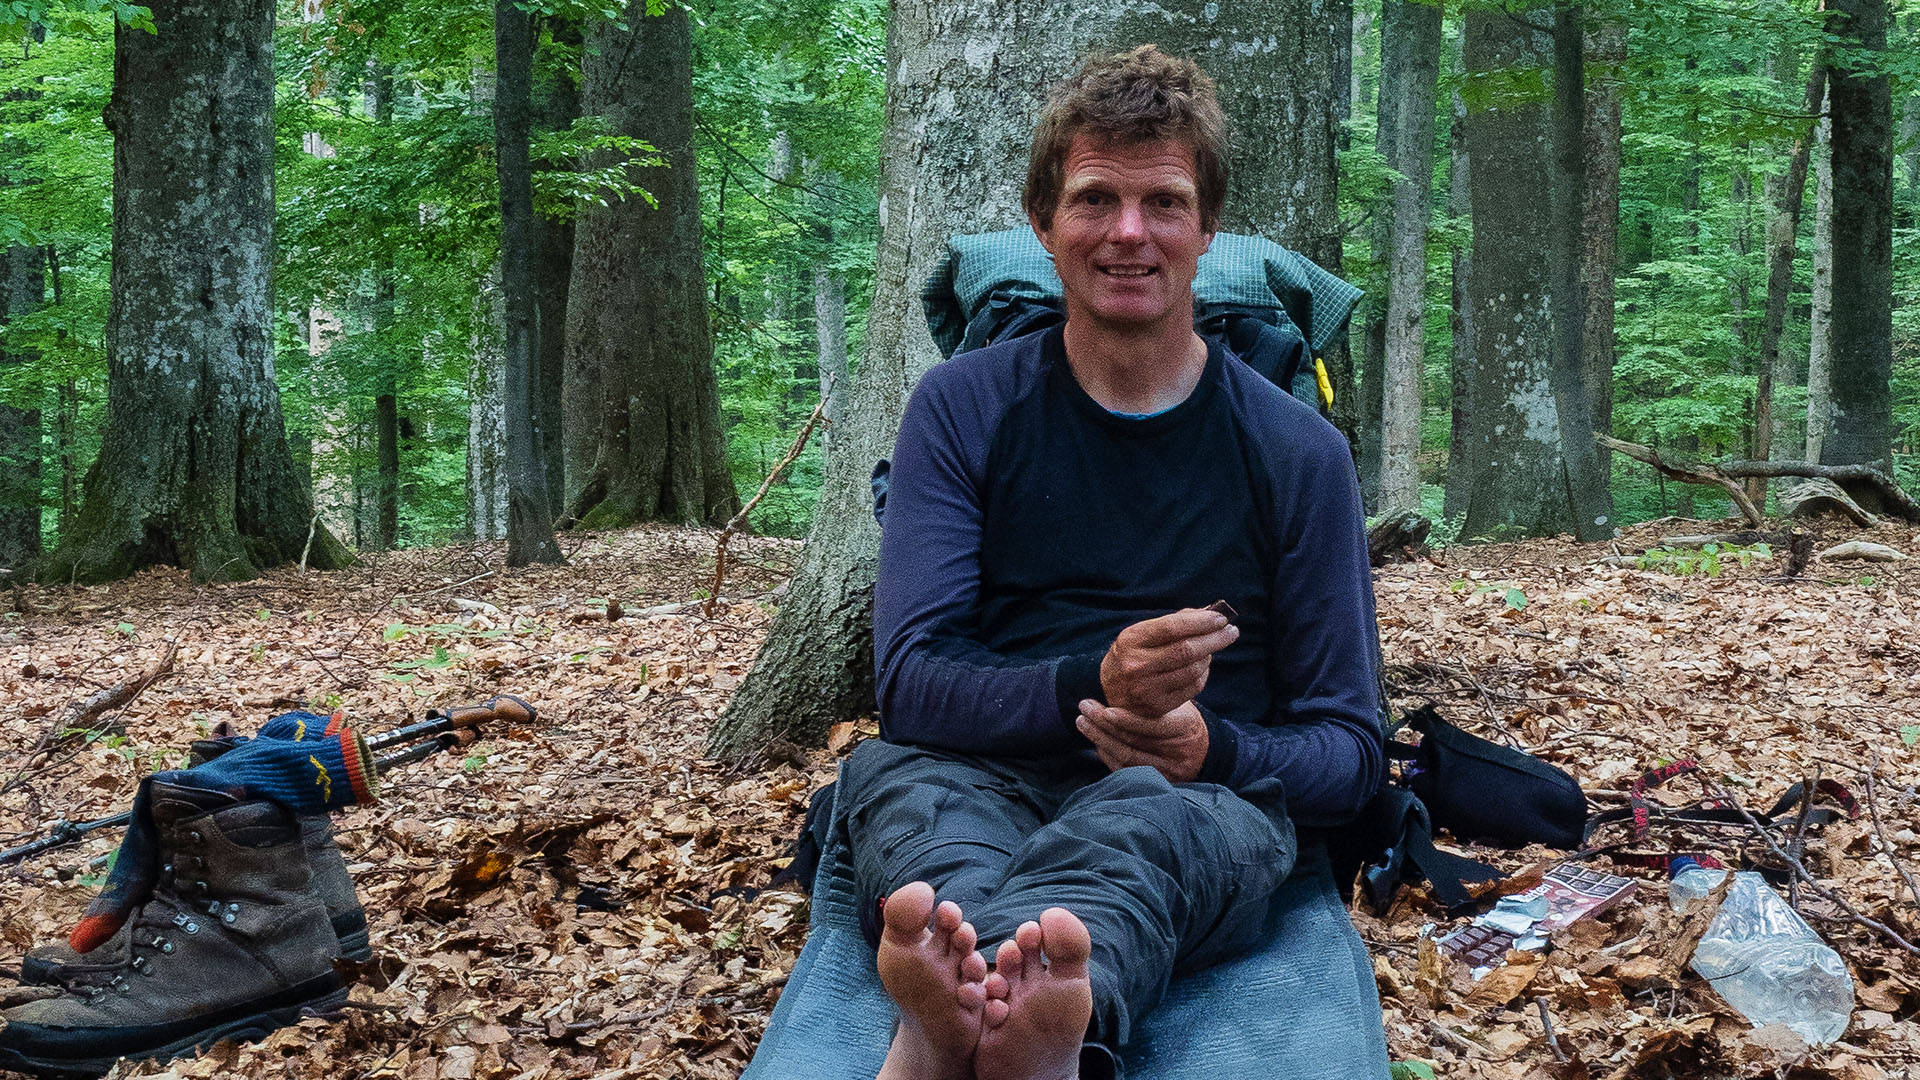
xmin=1668 ymin=857 xmax=1854 ymax=1045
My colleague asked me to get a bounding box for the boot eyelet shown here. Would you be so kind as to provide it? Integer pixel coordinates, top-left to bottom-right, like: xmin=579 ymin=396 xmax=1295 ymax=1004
xmin=192 ymin=856 xmax=205 ymax=869
xmin=188 ymin=830 xmax=203 ymax=844
xmin=206 ymin=900 xmax=223 ymax=916
xmin=222 ymin=912 xmax=236 ymax=924
xmin=162 ymin=863 xmax=173 ymax=874
xmin=131 ymin=956 xmax=153 ymax=975
xmin=195 ymin=881 xmax=209 ymax=893
xmin=227 ymin=902 xmax=240 ymax=913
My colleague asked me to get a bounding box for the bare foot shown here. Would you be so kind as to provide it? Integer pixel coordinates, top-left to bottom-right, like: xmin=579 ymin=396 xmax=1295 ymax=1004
xmin=875 ymin=881 xmax=989 ymax=1080
xmin=975 ymin=907 xmax=1094 ymax=1080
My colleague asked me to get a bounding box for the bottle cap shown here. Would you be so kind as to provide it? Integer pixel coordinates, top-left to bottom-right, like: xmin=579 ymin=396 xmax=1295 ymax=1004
xmin=1669 ymin=856 xmax=1700 ymax=878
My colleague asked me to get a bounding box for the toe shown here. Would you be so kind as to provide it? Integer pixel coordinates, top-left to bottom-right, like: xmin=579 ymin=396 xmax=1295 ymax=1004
xmin=933 ymin=899 xmax=964 ymax=937
xmin=1014 ymin=920 xmax=1043 ymax=977
xmin=993 ymin=937 xmax=1024 ymax=985
xmin=961 ymin=948 xmax=988 ymax=984
xmin=958 ymin=979 xmax=986 ymax=1010
xmin=983 ymin=971 xmax=1009 ymax=1000
xmin=881 ymin=882 xmax=937 ymax=944
xmin=951 ymin=921 xmax=978 ymax=958
xmin=1037 ymin=907 xmax=1092 ymax=978
xmin=983 ymin=998 xmax=1011 ymax=1027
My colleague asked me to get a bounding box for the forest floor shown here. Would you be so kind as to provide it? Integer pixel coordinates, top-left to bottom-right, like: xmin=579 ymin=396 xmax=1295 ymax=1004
xmin=0 ymin=518 xmax=1915 ymax=1079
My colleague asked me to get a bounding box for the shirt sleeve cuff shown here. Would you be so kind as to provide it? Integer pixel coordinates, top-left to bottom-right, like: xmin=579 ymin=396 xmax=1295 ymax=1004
xmin=1195 ymin=702 xmax=1240 ymax=787
xmin=1053 ymin=652 xmax=1107 ymax=720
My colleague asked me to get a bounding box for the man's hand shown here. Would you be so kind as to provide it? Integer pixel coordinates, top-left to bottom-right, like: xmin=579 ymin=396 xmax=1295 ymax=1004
xmin=1099 ymin=608 xmax=1238 ymax=717
xmin=1076 ymin=700 xmax=1209 ymax=784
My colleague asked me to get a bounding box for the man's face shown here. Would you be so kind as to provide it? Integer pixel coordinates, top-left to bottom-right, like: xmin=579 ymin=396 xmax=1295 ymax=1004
xmin=1030 ymin=135 xmax=1214 ymax=337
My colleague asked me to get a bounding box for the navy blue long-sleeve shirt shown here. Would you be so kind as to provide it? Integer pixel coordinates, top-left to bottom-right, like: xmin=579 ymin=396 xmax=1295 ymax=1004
xmin=872 ymin=327 xmax=1383 ymax=826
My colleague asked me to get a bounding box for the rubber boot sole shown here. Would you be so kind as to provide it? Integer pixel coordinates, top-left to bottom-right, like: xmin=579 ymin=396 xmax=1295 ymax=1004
xmin=0 ymin=975 xmax=347 ymax=1079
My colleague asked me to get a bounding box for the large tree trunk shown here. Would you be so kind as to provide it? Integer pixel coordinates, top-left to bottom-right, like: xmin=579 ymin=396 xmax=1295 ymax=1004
xmin=563 ymin=6 xmax=738 ymax=529
xmin=1377 ymin=0 xmax=1442 ymax=514
xmin=1457 ymin=8 xmax=1588 ymax=540
xmin=711 ymin=0 xmax=1346 ymax=755
xmin=1822 ymin=0 xmax=1893 ymax=472
xmin=0 ymin=244 xmax=43 ymax=571
xmin=495 ymin=0 xmax=563 ymax=566
xmin=41 ymin=0 xmax=350 ymax=584
xmin=1581 ymin=19 xmax=1624 ymax=489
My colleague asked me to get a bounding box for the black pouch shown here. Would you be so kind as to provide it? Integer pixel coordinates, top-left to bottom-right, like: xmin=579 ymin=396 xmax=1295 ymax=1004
xmin=1399 ymin=706 xmax=1586 ymax=850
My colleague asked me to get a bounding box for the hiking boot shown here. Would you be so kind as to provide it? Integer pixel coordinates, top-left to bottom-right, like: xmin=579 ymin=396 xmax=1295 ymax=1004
xmin=20 ymin=751 xmax=370 ymax=988
xmin=0 ymin=781 xmax=346 ymax=1078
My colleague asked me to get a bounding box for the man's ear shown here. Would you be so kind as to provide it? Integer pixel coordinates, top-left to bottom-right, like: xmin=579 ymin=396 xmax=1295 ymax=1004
xmin=1028 ymin=209 xmax=1054 ymax=255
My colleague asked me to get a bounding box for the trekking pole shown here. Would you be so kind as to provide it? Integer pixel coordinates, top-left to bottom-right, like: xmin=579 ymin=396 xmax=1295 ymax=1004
xmin=0 ymin=695 xmax=537 ymax=867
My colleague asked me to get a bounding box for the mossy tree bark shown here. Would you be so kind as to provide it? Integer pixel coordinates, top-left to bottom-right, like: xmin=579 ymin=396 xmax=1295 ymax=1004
xmin=40 ymin=0 xmax=350 ymax=584
xmin=563 ymin=6 xmax=738 ymax=530
xmin=710 ymin=0 xmax=1345 ymax=756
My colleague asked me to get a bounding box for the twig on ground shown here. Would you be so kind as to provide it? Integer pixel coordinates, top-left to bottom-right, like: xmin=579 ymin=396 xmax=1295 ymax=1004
xmin=299 ymin=512 xmax=320 ymax=573
xmin=706 ymin=398 xmax=828 ymax=618
xmin=1535 ymin=996 xmax=1568 ymax=1062
xmin=1866 ymin=750 xmax=1920 ymax=913
xmin=2 ymin=640 xmax=178 ymax=797
xmin=1699 ymin=777 xmax=1920 ymax=958
xmin=1788 ymin=768 xmax=1818 ymax=908
xmin=391 ymin=569 xmax=497 ymax=604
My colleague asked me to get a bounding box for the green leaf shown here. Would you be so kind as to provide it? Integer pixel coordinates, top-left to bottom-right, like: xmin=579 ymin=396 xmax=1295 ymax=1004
xmin=1389 ymin=1062 xmax=1437 ymax=1080
xmin=1902 ymin=726 xmax=1919 ymax=747
xmin=1503 ymin=587 xmax=1527 ymax=611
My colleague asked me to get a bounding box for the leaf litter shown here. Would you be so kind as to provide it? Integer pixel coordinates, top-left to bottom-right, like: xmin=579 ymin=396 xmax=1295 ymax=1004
xmin=0 ymin=518 xmax=1912 ymax=1078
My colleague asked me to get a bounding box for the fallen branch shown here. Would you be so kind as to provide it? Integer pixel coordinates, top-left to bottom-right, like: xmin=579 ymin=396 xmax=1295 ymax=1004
xmin=1866 ymin=751 xmax=1920 ymax=914
xmin=706 ymin=398 xmax=828 ymax=618
xmin=1698 ymin=777 xmax=1920 ymax=959
xmin=1716 ymin=459 xmax=1920 ymax=523
xmin=1368 ymin=509 xmax=1433 ymax=567
xmin=1781 ymin=478 xmax=1877 ymax=527
xmin=1594 ymin=434 xmax=1762 ymax=527
xmin=3 ymin=640 xmax=178 ymax=795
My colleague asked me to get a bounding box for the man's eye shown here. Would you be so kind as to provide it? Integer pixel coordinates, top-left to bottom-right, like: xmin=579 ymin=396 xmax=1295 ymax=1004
xmin=1081 ymin=192 xmax=1106 ymax=205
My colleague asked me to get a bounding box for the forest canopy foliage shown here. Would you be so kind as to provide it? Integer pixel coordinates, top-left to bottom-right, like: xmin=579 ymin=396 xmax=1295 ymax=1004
xmin=0 ymin=0 xmax=1912 ymax=562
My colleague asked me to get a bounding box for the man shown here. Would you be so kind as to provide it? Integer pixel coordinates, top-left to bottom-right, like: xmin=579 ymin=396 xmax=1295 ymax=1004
xmin=846 ymin=45 xmax=1383 ymax=1080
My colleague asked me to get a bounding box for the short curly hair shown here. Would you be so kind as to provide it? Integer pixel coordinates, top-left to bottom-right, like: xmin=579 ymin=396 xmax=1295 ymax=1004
xmin=1023 ymin=45 xmax=1229 ymax=233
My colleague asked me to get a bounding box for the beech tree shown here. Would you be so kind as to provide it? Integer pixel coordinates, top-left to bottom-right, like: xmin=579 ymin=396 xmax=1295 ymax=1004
xmin=1375 ymin=0 xmax=1442 ymax=513
xmin=563 ymin=5 xmax=738 ymax=529
xmin=1822 ymin=0 xmax=1893 ymax=474
xmin=0 ymin=244 xmax=40 ymax=571
xmin=39 ymin=0 xmax=350 ymax=583
xmin=1454 ymin=7 xmax=1608 ymax=542
xmin=496 ymin=0 xmax=563 ymax=566
xmin=711 ymin=0 xmax=1344 ymax=754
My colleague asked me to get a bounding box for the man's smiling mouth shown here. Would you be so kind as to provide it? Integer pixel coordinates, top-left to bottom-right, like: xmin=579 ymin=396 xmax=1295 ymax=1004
xmin=1100 ymin=266 xmax=1157 ymax=277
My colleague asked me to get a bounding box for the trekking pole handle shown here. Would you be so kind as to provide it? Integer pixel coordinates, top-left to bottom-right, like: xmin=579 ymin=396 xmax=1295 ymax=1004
xmin=365 ymin=694 xmax=537 ymax=753
xmin=373 ymin=728 xmax=479 ymax=775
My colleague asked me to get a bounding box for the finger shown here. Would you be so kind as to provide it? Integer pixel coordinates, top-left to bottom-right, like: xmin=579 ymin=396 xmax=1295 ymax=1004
xmin=1117 ymin=627 xmax=1239 ymax=678
xmin=1079 ymin=702 xmax=1171 ymax=739
xmin=1078 ymin=713 xmax=1160 ymax=758
xmin=1119 ymin=609 xmax=1232 ymax=648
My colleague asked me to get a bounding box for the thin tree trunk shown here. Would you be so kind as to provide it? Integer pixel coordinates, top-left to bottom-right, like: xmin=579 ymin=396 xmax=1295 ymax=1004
xmin=495 ymin=0 xmax=563 ymax=565
xmin=1756 ymin=61 xmax=1825 ymax=483
xmin=1807 ymin=90 xmax=1833 ymax=463
xmin=467 ymin=264 xmax=508 ymax=542
xmin=41 ymin=0 xmax=349 ymax=583
xmin=564 ymin=6 xmax=738 ymax=529
xmin=1377 ymin=0 xmax=1441 ymax=513
xmin=814 ymin=263 xmax=848 ymax=462
xmin=712 ymin=0 xmax=1347 ymax=755
xmin=1443 ymin=73 xmax=1474 ymax=522
xmin=1822 ymin=0 xmax=1893 ymax=472
xmin=0 ymin=244 xmax=43 ymax=570
xmin=1582 ymin=19 xmax=1624 ymax=489
xmin=533 ymin=16 xmax=580 ymax=520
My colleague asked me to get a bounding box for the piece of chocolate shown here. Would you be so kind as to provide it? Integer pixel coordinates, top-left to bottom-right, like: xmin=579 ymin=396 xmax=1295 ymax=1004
xmin=1204 ymin=600 xmax=1238 ymax=623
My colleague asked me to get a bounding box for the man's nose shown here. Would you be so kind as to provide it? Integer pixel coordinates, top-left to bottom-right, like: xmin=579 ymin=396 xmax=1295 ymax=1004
xmin=1109 ymin=200 xmax=1148 ymax=242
